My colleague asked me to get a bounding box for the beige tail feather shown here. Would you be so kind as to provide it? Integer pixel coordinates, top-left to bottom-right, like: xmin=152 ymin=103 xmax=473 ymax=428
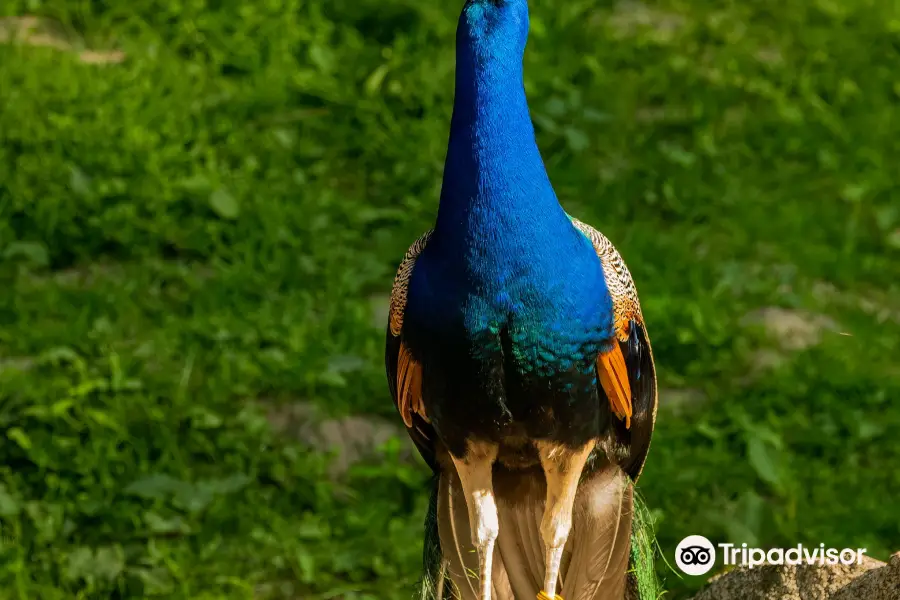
xmin=437 ymin=463 xmax=633 ymax=600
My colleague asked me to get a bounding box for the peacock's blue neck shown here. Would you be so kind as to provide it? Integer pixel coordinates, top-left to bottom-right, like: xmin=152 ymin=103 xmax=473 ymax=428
xmin=408 ymin=0 xmax=610 ymax=350
xmin=433 ymin=10 xmax=571 ymax=255
xmin=405 ymin=1 xmax=612 ymax=374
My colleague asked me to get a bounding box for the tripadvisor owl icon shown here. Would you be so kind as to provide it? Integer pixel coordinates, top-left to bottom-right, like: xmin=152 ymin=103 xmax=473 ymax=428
xmin=676 ymin=535 xmax=717 ymax=576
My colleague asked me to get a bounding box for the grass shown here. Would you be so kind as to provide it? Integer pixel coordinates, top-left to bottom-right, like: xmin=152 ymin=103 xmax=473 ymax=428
xmin=1 ymin=0 xmax=899 ymax=598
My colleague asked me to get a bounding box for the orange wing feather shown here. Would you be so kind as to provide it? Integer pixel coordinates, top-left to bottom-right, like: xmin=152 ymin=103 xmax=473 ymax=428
xmin=397 ymin=340 xmax=427 ymax=428
xmin=597 ymin=343 xmax=633 ymax=429
xmin=389 ymin=231 xmax=432 ymax=429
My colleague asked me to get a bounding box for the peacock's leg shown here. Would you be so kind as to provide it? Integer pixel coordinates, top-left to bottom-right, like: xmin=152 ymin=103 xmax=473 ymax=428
xmin=536 ymin=441 xmax=595 ymax=600
xmin=448 ymin=441 xmax=499 ymax=600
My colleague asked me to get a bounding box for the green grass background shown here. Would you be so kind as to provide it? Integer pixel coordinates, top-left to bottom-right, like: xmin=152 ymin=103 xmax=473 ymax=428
xmin=1 ymin=0 xmax=899 ymax=598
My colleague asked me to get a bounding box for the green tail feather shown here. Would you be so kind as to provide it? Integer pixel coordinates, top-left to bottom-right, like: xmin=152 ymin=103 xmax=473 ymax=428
xmin=419 ymin=475 xmax=445 ymax=600
xmin=630 ymin=492 xmax=665 ymax=600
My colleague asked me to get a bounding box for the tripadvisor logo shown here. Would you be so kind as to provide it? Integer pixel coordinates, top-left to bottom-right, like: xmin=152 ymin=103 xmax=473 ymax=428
xmin=720 ymin=543 xmax=869 ymax=568
xmin=675 ymin=535 xmax=716 ymax=576
xmin=676 ymin=536 xmax=868 ymax=576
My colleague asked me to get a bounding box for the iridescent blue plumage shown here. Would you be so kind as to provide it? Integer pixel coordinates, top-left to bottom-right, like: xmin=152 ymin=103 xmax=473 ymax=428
xmin=405 ymin=0 xmax=615 ymax=383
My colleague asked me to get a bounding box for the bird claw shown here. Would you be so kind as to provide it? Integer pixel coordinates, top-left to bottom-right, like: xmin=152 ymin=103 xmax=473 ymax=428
xmin=537 ymin=592 xmax=562 ymax=600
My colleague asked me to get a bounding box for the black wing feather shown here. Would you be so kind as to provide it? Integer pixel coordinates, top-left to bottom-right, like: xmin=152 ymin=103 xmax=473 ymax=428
xmin=610 ymin=320 xmax=657 ymax=482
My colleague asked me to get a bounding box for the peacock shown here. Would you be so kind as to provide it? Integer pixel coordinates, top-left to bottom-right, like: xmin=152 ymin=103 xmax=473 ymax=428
xmin=385 ymin=1 xmax=660 ymax=599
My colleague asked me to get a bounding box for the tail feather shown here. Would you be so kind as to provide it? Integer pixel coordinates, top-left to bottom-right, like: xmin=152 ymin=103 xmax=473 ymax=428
xmin=562 ymin=470 xmax=633 ymax=600
xmin=435 ymin=470 xmax=516 ymax=599
xmin=420 ymin=474 xmax=445 ymax=600
xmin=627 ymin=494 xmax=664 ymax=600
xmin=422 ymin=462 xmax=648 ymax=600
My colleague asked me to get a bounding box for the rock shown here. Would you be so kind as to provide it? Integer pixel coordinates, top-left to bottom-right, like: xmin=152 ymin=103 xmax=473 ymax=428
xmin=262 ymin=400 xmax=409 ymax=476
xmin=314 ymin=414 xmax=406 ymax=475
xmin=741 ymin=307 xmax=839 ymax=352
xmin=0 ymin=16 xmax=125 ymax=64
xmin=607 ymin=1 xmax=686 ymax=40
xmin=748 ymin=349 xmax=789 ymax=372
xmin=689 ymin=551 xmax=900 ymax=600
xmin=0 ymin=356 xmax=36 ymax=374
xmin=737 ymin=307 xmax=843 ymax=383
xmin=755 ymin=47 xmax=785 ymax=66
xmin=812 ymin=281 xmax=900 ymax=326
xmin=831 ymin=552 xmax=900 ymax=600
